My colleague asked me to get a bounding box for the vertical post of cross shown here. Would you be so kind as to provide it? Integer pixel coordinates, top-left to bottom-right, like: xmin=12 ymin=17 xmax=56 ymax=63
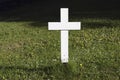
xmin=61 ymin=8 xmax=69 ymax=63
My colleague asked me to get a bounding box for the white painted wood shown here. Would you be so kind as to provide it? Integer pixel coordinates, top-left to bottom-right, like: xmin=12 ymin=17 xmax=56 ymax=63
xmin=61 ymin=8 xmax=68 ymax=22
xmin=48 ymin=8 xmax=81 ymax=63
xmin=48 ymin=22 xmax=81 ymax=30
xmin=61 ymin=30 xmax=68 ymax=63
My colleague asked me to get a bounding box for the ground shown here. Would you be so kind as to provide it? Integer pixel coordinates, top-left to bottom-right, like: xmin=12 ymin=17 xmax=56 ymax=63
xmin=0 ymin=15 xmax=120 ymax=79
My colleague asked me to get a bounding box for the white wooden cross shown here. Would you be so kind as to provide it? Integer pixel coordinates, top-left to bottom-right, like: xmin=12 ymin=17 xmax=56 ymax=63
xmin=48 ymin=8 xmax=81 ymax=63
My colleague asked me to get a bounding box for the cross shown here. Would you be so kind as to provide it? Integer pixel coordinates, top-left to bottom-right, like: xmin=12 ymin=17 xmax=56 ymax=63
xmin=48 ymin=8 xmax=81 ymax=63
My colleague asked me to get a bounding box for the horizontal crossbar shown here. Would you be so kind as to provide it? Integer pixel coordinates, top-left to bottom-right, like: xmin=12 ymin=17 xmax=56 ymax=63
xmin=48 ymin=22 xmax=81 ymax=30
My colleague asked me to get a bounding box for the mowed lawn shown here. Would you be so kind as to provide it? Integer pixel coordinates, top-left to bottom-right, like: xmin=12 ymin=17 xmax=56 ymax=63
xmin=0 ymin=18 xmax=120 ymax=80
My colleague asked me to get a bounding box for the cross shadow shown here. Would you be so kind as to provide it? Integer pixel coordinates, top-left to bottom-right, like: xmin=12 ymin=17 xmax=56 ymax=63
xmin=0 ymin=63 xmax=77 ymax=79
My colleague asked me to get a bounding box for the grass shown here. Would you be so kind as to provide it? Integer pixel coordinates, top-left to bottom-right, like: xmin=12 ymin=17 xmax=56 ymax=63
xmin=0 ymin=17 xmax=120 ymax=80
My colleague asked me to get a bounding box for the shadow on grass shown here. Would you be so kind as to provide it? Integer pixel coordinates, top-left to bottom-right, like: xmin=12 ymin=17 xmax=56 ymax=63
xmin=27 ymin=18 xmax=120 ymax=29
xmin=0 ymin=5 xmax=120 ymax=29
xmin=82 ymin=21 xmax=116 ymax=29
xmin=0 ymin=63 xmax=77 ymax=79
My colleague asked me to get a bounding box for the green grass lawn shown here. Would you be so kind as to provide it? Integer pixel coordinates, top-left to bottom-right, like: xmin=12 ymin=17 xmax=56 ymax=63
xmin=0 ymin=17 xmax=120 ymax=80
